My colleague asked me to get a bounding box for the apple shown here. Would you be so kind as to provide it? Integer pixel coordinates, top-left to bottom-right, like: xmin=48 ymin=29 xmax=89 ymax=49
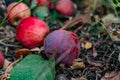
xmin=44 ymin=30 xmax=80 ymax=65
xmin=7 ymin=2 xmax=31 ymax=27
xmin=16 ymin=17 xmax=50 ymax=48
xmin=55 ymin=0 xmax=75 ymax=16
xmin=24 ymin=0 xmax=48 ymax=6
xmin=0 ymin=52 xmax=4 ymax=68
xmin=37 ymin=0 xmax=48 ymax=6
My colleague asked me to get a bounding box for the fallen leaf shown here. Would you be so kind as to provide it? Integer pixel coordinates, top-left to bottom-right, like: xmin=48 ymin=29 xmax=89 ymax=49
xmin=102 ymin=13 xmax=119 ymax=26
xmin=0 ymin=57 xmax=22 ymax=80
xmin=84 ymin=42 xmax=92 ymax=49
xmin=3 ymin=59 xmax=12 ymax=70
xmin=30 ymin=46 xmax=44 ymax=52
xmin=101 ymin=71 xmax=120 ymax=80
xmin=10 ymin=54 xmax=56 ymax=80
xmin=71 ymin=58 xmax=85 ymax=69
xmin=71 ymin=77 xmax=86 ymax=80
xmin=33 ymin=6 xmax=49 ymax=20
xmin=93 ymin=47 xmax=98 ymax=57
xmin=15 ymin=49 xmax=31 ymax=58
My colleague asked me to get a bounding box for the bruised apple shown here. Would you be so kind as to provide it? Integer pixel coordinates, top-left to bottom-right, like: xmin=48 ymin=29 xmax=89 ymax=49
xmin=16 ymin=17 xmax=49 ymax=48
xmin=0 ymin=52 xmax=4 ymax=68
xmin=7 ymin=2 xmax=31 ymax=27
xmin=44 ymin=30 xmax=80 ymax=65
xmin=55 ymin=0 xmax=75 ymax=16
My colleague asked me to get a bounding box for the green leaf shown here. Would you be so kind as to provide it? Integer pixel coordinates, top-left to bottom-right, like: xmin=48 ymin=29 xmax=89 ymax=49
xmin=33 ymin=6 xmax=49 ymax=20
xmin=10 ymin=54 xmax=56 ymax=80
xmin=30 ymin=0 xmax=37 ymax=9
xmin=23 ymin=0 xmax=30 ymax=5
xmin=88 ymin=22 xmax=106 ymax=37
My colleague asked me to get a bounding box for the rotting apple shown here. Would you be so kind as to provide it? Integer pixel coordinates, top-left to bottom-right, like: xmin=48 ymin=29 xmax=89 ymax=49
xmin=7 ymin=2 xmax=31 ymax=27
xmin=55 ymin=0 xmax=75 ymax=16
xmin=16 ymin=17 xmax=50 ymax=48
xmin=44 ymin=30 xmax=80 ymax=65
xmin=0 ymin=52 xmax=4 ymax=68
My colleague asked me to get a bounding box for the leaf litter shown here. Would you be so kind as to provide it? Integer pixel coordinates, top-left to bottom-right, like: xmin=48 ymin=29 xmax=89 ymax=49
xmin=0 ymin=0 xmax=120 ymax=80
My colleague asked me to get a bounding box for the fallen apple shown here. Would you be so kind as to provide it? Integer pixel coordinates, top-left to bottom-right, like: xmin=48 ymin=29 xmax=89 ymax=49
xmin=44 ymin=30 xmax=80 ymax=65
xmin=7 ymin=2 xmax=31 ymax=27
xmin=55 ymin=0 xmax=75 ymax=16
xmin=16 ymin=17 xmax=50 ymax=48
xmin=0 ymin=52 xmax=5 ymax=68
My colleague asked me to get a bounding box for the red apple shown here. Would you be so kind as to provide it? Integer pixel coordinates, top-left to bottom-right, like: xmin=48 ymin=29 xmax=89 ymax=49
xmin=25 ymin=0 xmax=53 ymax=9
xmin=55 ymin=0 xmax=75 ymax=16
xmin=37 ymin=0 xmax=48 ymax=5
xmin=44 ymin=30 xmax=80 ymax=65
xmin=0 ymin=52 xmax=4 ymax=68
xmin=7 ymin=2 xmax=31 ymax=27
xmin=16 ymin=17 xmax=50 ymax=48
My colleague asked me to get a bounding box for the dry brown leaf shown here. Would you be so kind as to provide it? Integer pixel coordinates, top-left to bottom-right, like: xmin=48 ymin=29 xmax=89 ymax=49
xmin=15 ymin=49 xmax=31 ymax=58
xmin=30 ymin=47 xmax=41 ymax=52
xmin=30 ymin=46 xmax=44 ymax=53
xmin=93 ymin=47 xmax=98 ymax=57
xmin=71 ymin=59 xmax=85 ymax=69
xmin=101 ymin=71 xmax=120 ymax=80
xmin=0 ymin=57 xmax=22 ymax=80
xmin=71 ymin=78 xmax=79 ymax=80
xmin=3 ymin=59 xmax=12 ymax=70
xmin=79 ymin=77 xmax=87 ymax=80
xmin=84 ymin=42 xmax=92 ymax=49
xmin=71 ymin=77 xmax=86 ymax=80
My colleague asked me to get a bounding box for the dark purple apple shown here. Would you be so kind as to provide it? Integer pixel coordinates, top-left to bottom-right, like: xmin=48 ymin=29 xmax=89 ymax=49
xmin=44 ymin=30 xmax=80 ymax=65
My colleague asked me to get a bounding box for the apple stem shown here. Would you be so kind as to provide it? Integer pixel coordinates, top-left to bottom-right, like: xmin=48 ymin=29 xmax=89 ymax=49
xmin=0 ymin=0 xmax=23 ymax=27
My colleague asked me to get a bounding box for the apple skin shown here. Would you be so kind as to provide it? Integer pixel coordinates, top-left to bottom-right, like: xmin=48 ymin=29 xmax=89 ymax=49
xmin=0 ymin=52 xmax=4 ymax=68
xmin=7 ymin=2 xmax=31 ymax=27
xmin=37 ymin=0 xmax=48 ymax=5
xmin=24 ymin=0 xmax=53 ymax=9
xmin=44 ymin=30 xmax=80 ymax=65
xmin=16 ymin=17 xmax=50 ymax=48
xmin=55 ymin=0 xmax=75 ymax=16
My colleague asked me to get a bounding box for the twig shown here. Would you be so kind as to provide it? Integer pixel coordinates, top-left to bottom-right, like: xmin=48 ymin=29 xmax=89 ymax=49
xmin=0 ymin=42 xmax=21 ymax=48
xmin=74 ymin=25 xmax=84 ymax=33
xmin=106 ymin=51 xmax=115 ymax=62
xmin=0 ymin=56 xmax=22 ymax=80
xmin=5 ymin=56 xmax=23 ymax=73
xmin=85 ymin=55 xmax=103 ymax=67
xmin=60 ymin=14 xmax=90 ymax=30
xmin=60 ymin=16 xmax=78 ymax=30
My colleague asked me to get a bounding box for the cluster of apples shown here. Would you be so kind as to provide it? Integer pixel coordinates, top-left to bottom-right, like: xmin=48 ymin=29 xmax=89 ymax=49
xmin=4 ymin=0 xmax=80 ymax=65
